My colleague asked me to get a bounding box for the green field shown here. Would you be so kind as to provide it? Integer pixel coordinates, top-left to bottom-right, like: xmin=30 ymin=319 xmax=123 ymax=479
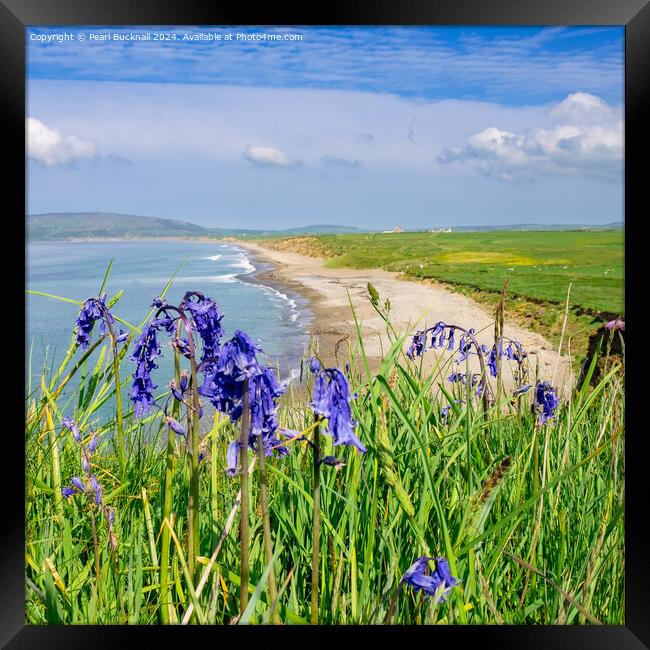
xmin=280 ymin=231 xmax=623 ymax=316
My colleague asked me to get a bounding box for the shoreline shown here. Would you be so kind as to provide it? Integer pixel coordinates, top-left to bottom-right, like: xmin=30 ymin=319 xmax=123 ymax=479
xmin=230 ymin=239 xmax=573 ymax=393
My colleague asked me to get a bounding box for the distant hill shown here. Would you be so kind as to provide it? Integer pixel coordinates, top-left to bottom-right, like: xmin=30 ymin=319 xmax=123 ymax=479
xmin=448 ymin=222 xmax=623 ymax=232
xmin=26 ymin=212 xmax=367 ymax=241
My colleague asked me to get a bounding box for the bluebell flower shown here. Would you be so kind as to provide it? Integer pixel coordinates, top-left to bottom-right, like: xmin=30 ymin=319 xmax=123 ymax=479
xmin=75 ymin=296 xmax=105 ymax=349
xmin=151 ymin=296 xmax=167 ymax=309
xmin=320 ymin=455 xmax=346 ymax=470
xmin=70 ymin=476 xmax=85 ymax=492
xmin=90 ymin=475 xmax=103 ymax=505
xmin=165 ymin=415 xmax=186 ymax=438
xmin=129 ymin=319 xmax=164 ymax=417
xmin=447 ymin=328 xmax=455 ymax=351
xmin=406 ymin=331 xmax=426 ymax=359
xmin=226 ymin=440 xmax=242 ymax=477
xmin=309 ymin=358 xmax=366 ymax=453
xmin=512 ymin=383 xmax=532 ymax=397
xmin=201 ymin=331 xmax=288 ymax=476
xmin=62 ymin=486 xmax=77 ymax=499
xmin=87 ymin=434 xmax=99 ymax=453
xmin=62 ymin=416 xmax=81 ymax=443
xmin=401 ymin=556 xmax=458 ymax=602
xmin=534 ymin=381 xmax=559 ymax=425
xmin=487 ymin=347 xmax=498 ymax=378
xmin=171 ymin=337 xmax=192 ymax=358
xmin=181 ymin=291 xmax=225 ymax=362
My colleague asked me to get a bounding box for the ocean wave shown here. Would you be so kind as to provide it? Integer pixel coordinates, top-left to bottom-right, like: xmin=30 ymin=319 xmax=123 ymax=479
xmin=203 ymin=254 xmax=222 ymax=261
xmin=256 ymin=284 xmax=302 ymax=323
xmin=177 ymin=274 xmax=238 ymax=283
xmin=231 ymin=253 xmax=255 ymax=275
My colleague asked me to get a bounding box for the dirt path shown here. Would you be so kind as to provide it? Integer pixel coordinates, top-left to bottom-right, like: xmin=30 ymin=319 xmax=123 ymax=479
xmin=234 ymin=240 xmax=573 ymax=395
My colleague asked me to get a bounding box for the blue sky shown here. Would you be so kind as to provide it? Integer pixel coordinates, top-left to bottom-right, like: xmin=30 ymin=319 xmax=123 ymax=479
xmin=26 ymin=26 xmax=624 ymax=229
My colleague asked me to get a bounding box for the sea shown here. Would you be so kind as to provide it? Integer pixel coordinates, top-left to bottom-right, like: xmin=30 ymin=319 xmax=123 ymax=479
xmin=26 ymin=240 xmax=313 ymax=418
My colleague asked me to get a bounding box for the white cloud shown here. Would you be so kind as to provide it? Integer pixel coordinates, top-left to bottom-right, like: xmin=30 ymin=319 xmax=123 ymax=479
xmin=242 ymin=145 xmax=301 ymax=168
xmin=438 ymin=93 xmax=622 ymax=181
xmin=26 ymin=117 xmax=96 ymax=167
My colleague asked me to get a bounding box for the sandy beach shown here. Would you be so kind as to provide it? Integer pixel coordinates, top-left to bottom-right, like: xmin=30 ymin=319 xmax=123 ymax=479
xmin=233 ymin=239 xmax=573 ymax=395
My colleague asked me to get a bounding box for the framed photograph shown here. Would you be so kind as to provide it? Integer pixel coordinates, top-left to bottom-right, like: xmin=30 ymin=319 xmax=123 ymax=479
xmin=5 ymin=0 xmax=646 ymax=646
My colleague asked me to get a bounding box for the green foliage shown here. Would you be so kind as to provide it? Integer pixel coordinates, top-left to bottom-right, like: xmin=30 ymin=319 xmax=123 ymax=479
xmin=309 ymin=230 xmax=623 ymax=315
xmin=24 ymin=276 xmax=624 ymax=625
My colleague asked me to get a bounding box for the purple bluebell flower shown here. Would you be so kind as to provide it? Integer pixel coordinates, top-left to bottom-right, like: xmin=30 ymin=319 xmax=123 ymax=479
xmin=70 ymin=476 xmax=85 ymax=492
xmin=407 ymin=330 xmax=426 ymax=359
xmin=87 ymin=434 xmax=99 ymax=453
xmin=129 ymin=319 xmax=164 ymax=417
xmin=401 ymin=556 xmax=458 ymax=602
xmin=181 ymin=291 xmax=225 ymax=362
xmin=179 ymin=369 xmax=189 ymax=393
xmin=62 ymin=486 xmax=77 ymax=499
xmin=604 ymin=318 xmax=624 ymax=331
xmin=171 ymin=337 xmax=192 ymax=358
xmin=512 ymin=384 xmax=532 ymax=397
xmin=448 ymin=372 xmax=466 ymax=383
xmin=487 ymin=347 xmax=498 ymax=378
xmin=115 ymin=330 xmax=129 ymax=343
xmin=308 ymin=358 xmax=366 ymax=453
xmin=74 ymin=293 xmax=119 ymax=349
xmin=447 ymin=328 xmax=455 ymax=351
xmin=165 ymin=416 xmax=186 ymax=438
xmin=151 ymin=296 xmax=167 ymax=309
xmin=320 ymin=455 xmax=346 ymax=470
xmin=226 ymin=440 xmax=241 ymax=477
xmin=170 ymin=380 xmax=185 ymax=402
xmin=90 ymin=475 xmax=103 ymax=505
xmin=81 ymin=453 xmax=91 ymax=474
xmin=62 ymin=417 xmax=81 ymax=443
xmin=534 ymin=381 xmax=559 ymax=425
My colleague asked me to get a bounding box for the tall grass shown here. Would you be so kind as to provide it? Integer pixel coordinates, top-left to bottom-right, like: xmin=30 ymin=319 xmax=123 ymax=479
xmin=24 ymin=279 xmax=624 ymax=625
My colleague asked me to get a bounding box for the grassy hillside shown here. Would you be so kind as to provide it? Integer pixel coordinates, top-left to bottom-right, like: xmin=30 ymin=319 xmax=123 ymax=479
xmin=260 ymin=230 xmax=624 ymax=315
xmin=27 ymin=212 xmax=367 ymax=241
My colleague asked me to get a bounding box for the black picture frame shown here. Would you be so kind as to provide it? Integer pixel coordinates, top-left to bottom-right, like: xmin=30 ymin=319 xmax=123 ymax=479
xmin=5 ymin=0 xmax=646 ymax=647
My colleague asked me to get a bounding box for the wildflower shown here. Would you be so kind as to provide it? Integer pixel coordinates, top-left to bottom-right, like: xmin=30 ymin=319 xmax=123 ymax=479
xmin=319 ymin=455 xmax=346 ymax=470
xmin=534 ymin=380 xmax=559 ymax=425
xmin=62 ymin=476 xmax=85 ymax=499
xmin=604 ymin=318 xmax=625 ymax=331
xmin=86 ymin=434 xmax=99 ymax=453
xmin=308 ymin=357 xmax=366 ymax=453
xmin=401 ymin=556 xmax=458 ymax=602
xmin=487 ymin=347 xmax=498 ymax=378
xmin=74 ymin=293 xmax=120 ymax=349
xmin=226 ymin=440 xmax=242 ymax=477
xmin=181 ymin=291 xmax=225 ymax=362
xmin=171 ymin=337 xmax=192 ymax=358
xmin=90 ymin=475 xmax=103 ymax=505
xmin=62 ymin=416 xmax=81 ymax=443
xmin=165 ymin=415 xmax=186 ymax=438
xmin=512 ymin=383 xmax=532 ymax=397
xmin=62 ymin=487 xmax=77 ymax=499
xmin=129 ymin=319 xmax=164 ymax=417
xmin=406 ymin=330 xmax=426 ymax=359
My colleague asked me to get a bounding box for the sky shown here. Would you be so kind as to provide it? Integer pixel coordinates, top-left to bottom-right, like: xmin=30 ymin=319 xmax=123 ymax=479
xmin=26 ymin=26 xmax=624 ymax=230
